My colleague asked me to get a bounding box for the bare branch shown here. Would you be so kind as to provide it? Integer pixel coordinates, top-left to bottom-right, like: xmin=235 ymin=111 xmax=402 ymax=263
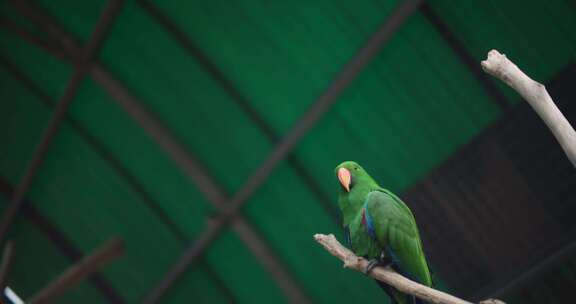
xmin=314 ymin=234 xmax=503 ymax=304
xmin=481 ymin=49 xmax=576 ymax=167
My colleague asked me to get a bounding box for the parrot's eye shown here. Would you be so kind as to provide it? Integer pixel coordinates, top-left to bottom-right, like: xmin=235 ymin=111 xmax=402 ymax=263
xmin=354 ymin=167 xmax=359 ymax=171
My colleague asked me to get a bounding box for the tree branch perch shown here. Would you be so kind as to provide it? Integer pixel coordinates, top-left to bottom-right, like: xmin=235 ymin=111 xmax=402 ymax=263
xmin=314 ymin=234 xmax=503 ymax=304
xmin=481 ymin=49 xmax=576 ymax=167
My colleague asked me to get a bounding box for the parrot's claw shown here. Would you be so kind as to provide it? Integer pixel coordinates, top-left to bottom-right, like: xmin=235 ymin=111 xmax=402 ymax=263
xmin=364 ymin=259 xmax=380 ymax=274
xmin=363 ymin=256 xmax=392 ymax=275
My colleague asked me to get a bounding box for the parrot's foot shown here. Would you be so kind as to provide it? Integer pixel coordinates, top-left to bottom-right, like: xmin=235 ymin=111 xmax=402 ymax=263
xmin=363 ymin=256 xmax=392 ymax=275
xmin=364 ymin=259 xmax=380 ymax=274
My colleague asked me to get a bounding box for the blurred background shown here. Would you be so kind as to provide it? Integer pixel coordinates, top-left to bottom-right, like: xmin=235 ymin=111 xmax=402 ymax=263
xmin=0 ymin=0 xmax=576 ymax=303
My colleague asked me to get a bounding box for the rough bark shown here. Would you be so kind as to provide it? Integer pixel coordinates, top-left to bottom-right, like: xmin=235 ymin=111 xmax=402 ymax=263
xmin=481 ymin=49 xmax=576 ymax=167
xmin=314 ymin=234 xmax=504 ymax=304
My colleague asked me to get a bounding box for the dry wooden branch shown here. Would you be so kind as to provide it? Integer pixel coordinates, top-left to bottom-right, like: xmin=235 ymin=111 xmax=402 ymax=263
xmin=314 ymin=234 xmax=504 ymax=304
xmin=481 ymin=49 xmax=576 ymax=167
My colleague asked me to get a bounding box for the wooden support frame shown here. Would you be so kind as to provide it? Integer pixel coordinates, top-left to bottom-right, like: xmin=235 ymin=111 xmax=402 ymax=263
xmin=0 ymin=0 xmax=124 ymax=243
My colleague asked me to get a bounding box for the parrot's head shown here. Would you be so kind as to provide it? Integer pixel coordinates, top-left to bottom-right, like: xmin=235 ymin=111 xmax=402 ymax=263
xmin=334 ymin=161 xmax=375 ymax=194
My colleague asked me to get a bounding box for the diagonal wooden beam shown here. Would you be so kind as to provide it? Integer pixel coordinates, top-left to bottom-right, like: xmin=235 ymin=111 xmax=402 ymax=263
xmin=8 ymin=3 xmax=310 ymax=303
xmin=0 ymin=0 xmax=124 ymax=243
xmin=145 ymin=0 xmax=423 ymax=300
xmin=93 ymin=49 xmax=312 ymax=304
xmin=137 ymin=0 xmax=339 ymax=221
xmin=0 ymin=54 xmax=237 ymax=303
xmin=202 ymin=0 xmax=424 ymax=237
xmin=28 ymin=237 xmax=124 ymax=304
xmin=0 ymin=177 xmax=124 ymax=303
xmin=0 ymin=17 xmax=68 ymax=60
xmin=419 ymin=3 xmax=510 ymax=112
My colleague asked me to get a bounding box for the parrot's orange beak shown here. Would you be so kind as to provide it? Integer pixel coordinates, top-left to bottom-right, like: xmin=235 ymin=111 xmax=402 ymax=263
xmin=338 ymin=167 xmax=351 ymax=192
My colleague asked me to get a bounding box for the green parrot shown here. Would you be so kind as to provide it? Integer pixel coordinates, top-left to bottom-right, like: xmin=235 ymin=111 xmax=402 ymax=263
xmin=335 ymin=161 xmax=432 ymax=304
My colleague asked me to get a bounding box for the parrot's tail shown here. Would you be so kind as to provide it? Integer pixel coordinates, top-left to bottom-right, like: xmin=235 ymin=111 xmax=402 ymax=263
xmin=374 ymin=280 xmax=425 ymax=304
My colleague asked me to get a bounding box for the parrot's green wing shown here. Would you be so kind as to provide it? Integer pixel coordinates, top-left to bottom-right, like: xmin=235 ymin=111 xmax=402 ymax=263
xmin=364 ymin=190 xmax=432 ymax=287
